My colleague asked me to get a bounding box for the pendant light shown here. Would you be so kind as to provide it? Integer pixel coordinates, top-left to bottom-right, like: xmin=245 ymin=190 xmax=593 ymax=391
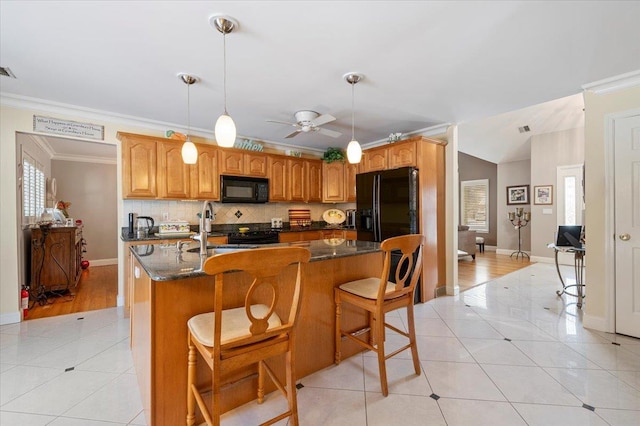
xmin=343 ymin=72 xmax=364 ymax=164
xmin=179 ymin=73 xmax=198 ymax=164
xmin=210 ymin=15 xmax=238 ymax=148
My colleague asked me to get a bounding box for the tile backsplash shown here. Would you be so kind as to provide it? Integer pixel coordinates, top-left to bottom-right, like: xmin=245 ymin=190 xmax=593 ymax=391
xmin=123 ymin=200 xmax=355 ymax=226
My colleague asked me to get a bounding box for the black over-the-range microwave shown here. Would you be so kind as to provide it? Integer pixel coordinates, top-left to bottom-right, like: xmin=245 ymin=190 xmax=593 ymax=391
xmin=220 ymin=175 xmax=269 ymax=203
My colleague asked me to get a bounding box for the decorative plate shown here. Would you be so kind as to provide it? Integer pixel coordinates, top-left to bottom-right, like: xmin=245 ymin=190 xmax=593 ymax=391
xmin=322 ymin=209 xmax=346 ymax=225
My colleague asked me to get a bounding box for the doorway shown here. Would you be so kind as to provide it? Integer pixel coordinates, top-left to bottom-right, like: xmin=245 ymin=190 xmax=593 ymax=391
xmin=16 ymin=132 xmax=119 ymax=319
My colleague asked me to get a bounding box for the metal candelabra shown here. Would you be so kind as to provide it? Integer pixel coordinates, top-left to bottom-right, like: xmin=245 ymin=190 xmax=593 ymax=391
xmin=508 ymin=207 xmax=530 ymax=260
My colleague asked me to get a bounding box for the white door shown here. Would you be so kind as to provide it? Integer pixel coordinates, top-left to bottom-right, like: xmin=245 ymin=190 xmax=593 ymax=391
xmin=615 ymin=114 xmax=640 ymax=338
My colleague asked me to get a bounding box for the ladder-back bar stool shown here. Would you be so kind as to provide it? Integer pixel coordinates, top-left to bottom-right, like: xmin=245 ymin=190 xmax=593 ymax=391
xmin=334 ymin=234 xmax=424 ymax=396
xmin=186 ymin=246 xmax=311 ymax=426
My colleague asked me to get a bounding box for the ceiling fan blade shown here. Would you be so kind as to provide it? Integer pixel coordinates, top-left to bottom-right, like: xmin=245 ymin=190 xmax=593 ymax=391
xmin=285 ymin=129 xmax=301 ymax=138
xmin=317 ymin=127 xmax=342 ymax=138
xmin=311 ymin=114 xmax=336 ymax=127
xmin=266 ymin=119 xmax=298 ymax=127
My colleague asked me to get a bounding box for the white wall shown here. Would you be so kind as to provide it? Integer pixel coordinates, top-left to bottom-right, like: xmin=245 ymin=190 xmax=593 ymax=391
xmin=530 ymin=127 xmax=585 ymax=258
xmin=496 ymin=160 xmax=531 ymax=252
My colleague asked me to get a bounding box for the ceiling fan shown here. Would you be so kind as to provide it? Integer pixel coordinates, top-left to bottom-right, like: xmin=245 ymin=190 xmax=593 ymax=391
xmin=266 ymin=110 xmax=342 ymax=139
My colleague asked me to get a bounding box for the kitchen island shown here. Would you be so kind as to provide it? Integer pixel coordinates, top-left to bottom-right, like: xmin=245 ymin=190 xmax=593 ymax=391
xmin=130 ymin=239 xmax=382 ymax=425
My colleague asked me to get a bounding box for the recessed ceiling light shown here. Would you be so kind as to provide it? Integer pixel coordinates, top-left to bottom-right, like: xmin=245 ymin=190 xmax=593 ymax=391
xmin=0 ymin=67 xmax=16 ymax=78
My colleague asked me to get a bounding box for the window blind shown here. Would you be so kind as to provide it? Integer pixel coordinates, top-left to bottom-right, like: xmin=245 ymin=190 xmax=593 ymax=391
xmin=461 ymin=179 xmax=489 ymax=233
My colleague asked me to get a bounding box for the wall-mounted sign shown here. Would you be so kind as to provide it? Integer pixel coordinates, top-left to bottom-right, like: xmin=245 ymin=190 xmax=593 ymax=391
xmin=234 ymin=139 xmax=264 ymax=151
xmin=33 ymin=115 xmax=104 ymax=141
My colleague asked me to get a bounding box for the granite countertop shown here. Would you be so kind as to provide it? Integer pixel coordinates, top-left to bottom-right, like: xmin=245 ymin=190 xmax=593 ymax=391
xmin=120 ymin=223 xmax=356 ymax=242
xmin=130 ymin=239 xmax=380 ymax=281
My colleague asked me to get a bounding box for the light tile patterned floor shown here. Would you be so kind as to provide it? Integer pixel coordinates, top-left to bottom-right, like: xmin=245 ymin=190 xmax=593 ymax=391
xmin=1 ymin=263 xmax=639 ymax=425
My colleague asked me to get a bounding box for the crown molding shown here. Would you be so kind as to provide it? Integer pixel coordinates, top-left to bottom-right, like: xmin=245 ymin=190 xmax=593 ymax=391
xmin=361 ymin=122 xmax=451 ymax=150
xmin=52 ymin=154 xmax=117 ymax=165
xmin=0 ymin=93 xmax=319 ymax=153
xmin=582 ymin=69 xmax=640 ymax=95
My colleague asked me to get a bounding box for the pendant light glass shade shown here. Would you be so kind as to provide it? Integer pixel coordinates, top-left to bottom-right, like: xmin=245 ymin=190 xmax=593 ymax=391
xmin=346 ymin=140 xmax=362 ymax=164
xmin=211 ymin=15 xmax=238 ymax=148
xmin=215 ymin=113 xmax=236 ymax=147
xmin=179 ymin=73 xmax=198 ymax=164
xmin=181 ymin=139 xmax=198 ymax=164
xmin=344 ymin=72 xmax=364 ymax=164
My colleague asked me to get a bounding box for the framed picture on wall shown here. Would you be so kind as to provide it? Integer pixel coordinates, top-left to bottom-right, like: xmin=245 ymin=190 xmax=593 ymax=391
xmin=534 ymin=185 xmax=553 ymax=205
xmin=506 ymin=185 xmax=529 ymax=205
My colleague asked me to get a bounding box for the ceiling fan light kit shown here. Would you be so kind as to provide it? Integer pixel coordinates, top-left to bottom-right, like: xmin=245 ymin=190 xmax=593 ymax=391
xmin=179 ymin=73 xmax=198 ymax=164
xmin=211 ymin=14 xmax=238 ymax=148
xmin=344 ymin=72 xmax=364 ymax=164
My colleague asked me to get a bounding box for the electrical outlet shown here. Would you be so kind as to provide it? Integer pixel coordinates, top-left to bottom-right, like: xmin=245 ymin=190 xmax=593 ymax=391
xmin=162 ymin=212 xmax=169 ymax=221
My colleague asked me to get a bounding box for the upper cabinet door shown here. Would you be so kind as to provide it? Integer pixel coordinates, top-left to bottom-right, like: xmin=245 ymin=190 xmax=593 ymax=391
xmin=306 ymin=160 xmax=323 ymax=202
xmin=190 ymin=144 xmax=220 ymax=200
xmin=345 ymin=163 xmax=358 ymax=202
xmin=268 ymin=156 xmax=288 ymax=201
xmin=363 ymin=147 xmax=387 ymax=172
xmin=157 ymin=141 xmax=190 ymax=199
xmin=288 ymin=159 xmax=306 ymax=202
xmin=244 ymin=153 xmax=268 ymax=177
xmin=219 ymin=150 xmax=244 ymax=175
xmin=322 ymin=161 xmax=345 ymax=202
xmin=389 ymin=140 xmax=417 ymax=169
xmin=121 ymin=135 xmax=157 ymax=198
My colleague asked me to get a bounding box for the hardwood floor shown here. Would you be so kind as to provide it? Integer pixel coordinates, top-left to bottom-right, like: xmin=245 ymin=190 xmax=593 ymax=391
xmin=458 ymin=250 xmax=531 ymax=291
xmin=26 ymin=264 xmax=118 ymax=320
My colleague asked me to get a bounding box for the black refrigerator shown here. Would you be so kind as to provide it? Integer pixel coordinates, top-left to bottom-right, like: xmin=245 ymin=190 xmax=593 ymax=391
xmin=356 ymin=167 xmax=418 ymax=241
xmin=356 ymin=167 xmax=421 ymax=302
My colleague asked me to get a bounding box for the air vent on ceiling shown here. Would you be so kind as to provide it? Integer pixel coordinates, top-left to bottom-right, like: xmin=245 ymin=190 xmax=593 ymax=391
xmin=518 ymin=125 xmax=530 ymax=133
xmin=0 ymin=67 xmax=17 ymax=78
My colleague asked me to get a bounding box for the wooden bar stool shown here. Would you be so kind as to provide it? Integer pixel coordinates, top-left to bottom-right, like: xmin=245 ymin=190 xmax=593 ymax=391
xmin=334 ymin=234 xmax=424 ymax=396
xmin=186 ymin=246 xmax=311 ymax=426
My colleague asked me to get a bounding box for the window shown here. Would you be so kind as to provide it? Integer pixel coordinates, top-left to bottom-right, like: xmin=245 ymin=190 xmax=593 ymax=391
xmin=22 ymin=152 xmax=45 ymax=226
xmin=461 ymin=179 xmax=489 ymax=233
xmin=556 ymin=164 xmax=583 ymax=226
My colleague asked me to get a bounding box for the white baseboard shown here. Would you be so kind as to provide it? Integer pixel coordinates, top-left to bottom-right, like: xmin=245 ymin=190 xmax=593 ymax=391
xmin=117 ymin=294 xmax=125 ymax=307
xmin=87 ymin=258 xmax=118 ymax=267
xmin=583 ymin=313 xmax=612 ymax=333
xmin=495 ymin=249 xmax=531 ymax=257
xmin=1 ymin=311 xmax=21 ymax=325
xmin=530 ymin=256 xmax=554 ymax=264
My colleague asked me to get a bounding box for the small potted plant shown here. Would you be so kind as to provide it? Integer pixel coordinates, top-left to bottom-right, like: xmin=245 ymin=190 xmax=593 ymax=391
xmin=322 ymin=147 xmax=345 ymax=163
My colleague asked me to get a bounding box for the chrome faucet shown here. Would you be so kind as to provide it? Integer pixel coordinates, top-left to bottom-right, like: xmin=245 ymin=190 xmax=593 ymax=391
xmin=191 ymin=200 xmax=215 ymax=256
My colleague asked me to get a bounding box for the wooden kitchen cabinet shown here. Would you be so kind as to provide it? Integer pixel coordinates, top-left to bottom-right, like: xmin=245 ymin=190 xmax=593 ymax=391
xmin=306 ymin=160 xmax=323 ymax=202
xmin=322 ymin=161 xmax=346 ymax=202
xmin=288 ymin=158 xmax=306 ymax=201
xmin=190 ymin=144 xmax=220 ymax=200
xmin=345 ymin=163 xmax=358 ymax=202
xmin=388 ymin=140 xmax=417 ymax=169
xmin=120 ymin=133 xmax=157 ymax=198
xmin=157 ymin=141 xmax=190 ymax=199
xmin=363 ymin=146 xmax=387 ymax=172
xmin=268 ymin=156 xmax=288 ymax=201
xmin=30 ymin=226 xmax=83 ymax=295
xmin=243 ymin=153 xmax=268 ymax=177
xmin=219 ymin=149 xmax=267 ymax=177
xmin=219 ymin=150 xmax=244 ymax=175
xmin=278 ymin=230 xmax=320 ymax=243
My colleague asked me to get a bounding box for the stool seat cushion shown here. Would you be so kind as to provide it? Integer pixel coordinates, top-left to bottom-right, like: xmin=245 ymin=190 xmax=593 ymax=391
xmin=476 ymin=237 xmax=485 ymax=243
xmin=339 ymin=277 xmax=398 ymax=299
xmin=188 ymin=305 xmax=282 ymax=347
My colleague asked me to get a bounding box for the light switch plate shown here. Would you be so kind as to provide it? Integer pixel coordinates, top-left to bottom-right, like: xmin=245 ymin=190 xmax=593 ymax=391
xmin=542 ymin=208 xmax=552 ymax=215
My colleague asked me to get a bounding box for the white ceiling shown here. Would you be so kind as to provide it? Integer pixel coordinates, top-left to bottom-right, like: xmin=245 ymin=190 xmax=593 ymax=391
xmin=1 ymin=1 xmax=639 ymax=164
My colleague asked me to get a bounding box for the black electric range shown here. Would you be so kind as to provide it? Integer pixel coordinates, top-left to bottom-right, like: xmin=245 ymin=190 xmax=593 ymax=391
xmin=227 ymin=230 xmax=280 ymax=244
